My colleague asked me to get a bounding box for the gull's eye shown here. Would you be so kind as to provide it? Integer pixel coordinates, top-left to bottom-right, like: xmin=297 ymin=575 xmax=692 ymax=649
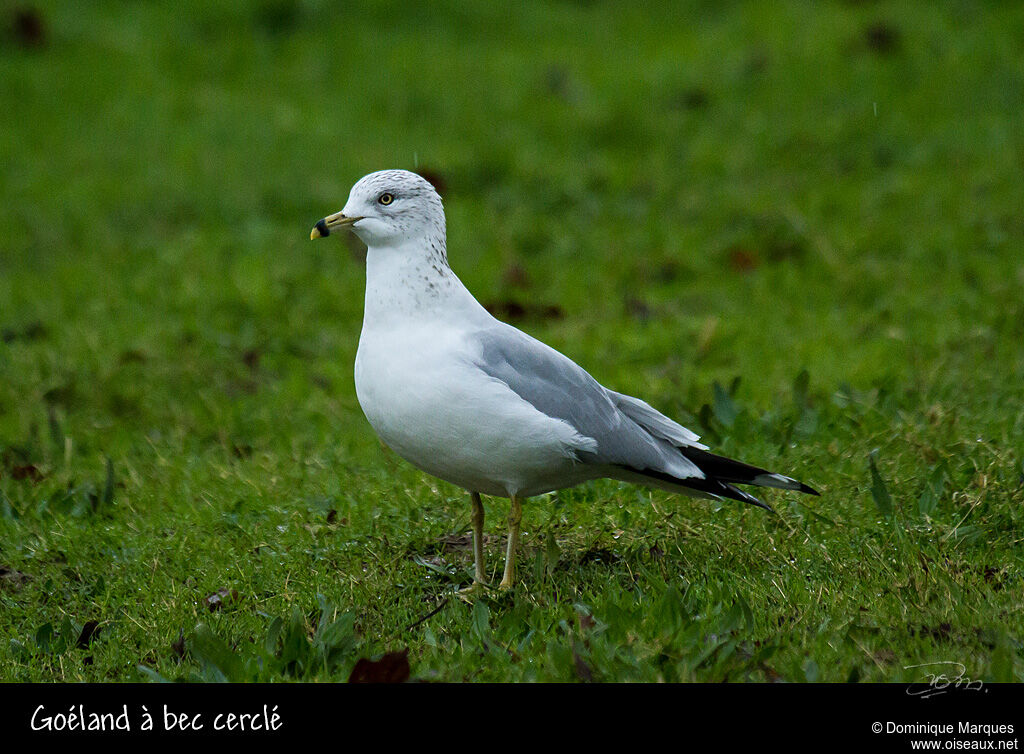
xmin=378 ymin=193 xmax=394 ymax=206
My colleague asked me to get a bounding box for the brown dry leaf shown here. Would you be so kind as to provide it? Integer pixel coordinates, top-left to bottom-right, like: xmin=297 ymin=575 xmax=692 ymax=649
xmin=983 ymin=566 xmax=1006 ymax=590
xmin=872 ymin=649 xmax=897 ymax=664
xmin=76 ymin=620 xmax=101 ymax=649
xmin=579 ymin=547 xmax=619 ymax=565
xmin=502 ymin=263 xmax=531 ymax=289
xmin=0 ymin=566 xmax=30 ymax=591
xmin=348 ymin=649 xmax=411 ymax=683
xmin=573 ymin=647 xmax=593 ymax=682
xmin=624 ymin=296 xmax=652 ymax=322
xmin=484 ymin=299 xmax=526 ymax=320
xmin=436 ymin=532 xmax=494 ymax=552
xmin=417 ymin=168 xmax=447 ymax=195
xmin=675 ymin=87 xmax=710 ymax=110
xmin=12 ymin=8 xmax=46 ymax=47
xmin=241 ymin=348 xmax=261 ymax=371
xmin=204 ymin=588 xmax=239 ymax=612
xmin=1 ymin=319 xmax=47 ymax=342
xmin=863 ymin=22 xmax=900 ymax=55
xmin=760 ymin=662 xmax=784 ymax=683
xmin=728 ymin=247 xmax=760 ymax=273
xmin=171 ymin=628 xmax=186 ymax=660
xmin=484 ymin=299 xmax=564 ymax=322
xmin=11 ymin=464 xmax=43 ymax=482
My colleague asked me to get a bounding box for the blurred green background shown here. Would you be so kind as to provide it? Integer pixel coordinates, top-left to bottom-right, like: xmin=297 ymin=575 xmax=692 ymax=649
xmin=1 ymin=1 xmax=1022 ymax=682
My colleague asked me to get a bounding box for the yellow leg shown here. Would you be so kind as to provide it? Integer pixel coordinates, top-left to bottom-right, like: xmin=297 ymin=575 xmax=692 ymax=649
xmin=469 ymin=491 xmax=486 ymax=585
xmin=498 ymin=495 xmax=522 ymax=590
xmin=458 ymin=492 xmax=488 ymax=598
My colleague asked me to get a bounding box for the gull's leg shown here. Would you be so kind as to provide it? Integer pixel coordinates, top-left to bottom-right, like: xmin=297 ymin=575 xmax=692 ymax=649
xmin=499 ymin=495 xmax=523 ymax=590
xmin=470 ymin=491 xmax=486 ymax=585
xmin=459 ymin=492 xmax=488 ymax=596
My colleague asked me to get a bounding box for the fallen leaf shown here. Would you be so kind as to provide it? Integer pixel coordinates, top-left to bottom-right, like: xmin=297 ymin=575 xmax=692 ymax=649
xmin=577 ymin=611 xmax=596 ymax=632
xmin=484 ymin=299 xmax=526 ymax=320
xmin=204 ymin=588 xmax=239 ymax=612
xmin=573 ymin=647 xmax=593 ymax=682
xmin=624 ymin=296 xmax=652 ymax=322
xmin=483 ymin=299 xmax=564 ymax=322
xmin=675 ymin=87 xmax=709 ymax=110
xmin=11 ymin=464 xmax=43 ymax=482
xmin=761 ymin=662 xmax=784 ymax=682
xmin=502 ymin=263 xmax=531 ymax=289
xmin=172 ymin=628 xmax=186 ymax=660
xmin=241 ymin=348 xmax=261 ymax=370
xmin=119 ymin=348 xmax=148 ymax=364
xmin=868 ymin=452 xmax=893 ymax=517
xmin=417 ymin=168 xmax=447 ymax=195
xmin=578 ymin=548 xmax=618 ymax=565
xmin=873 ymin=649 xmax=897 ymax=664
xmin=12 ymin=7 xmax=46 ymax=47
xmin=348 ymin=649 xmax=410 ymax=683
xmin=76 ymin=620 xmax=101 ymax=649
xmin=863 ymin=22 xmax=900 ymax=54
xmin=983 ymin=566 xmax=1005 ymax=591
xmin=1 ymin=319 xmax=47 ymax=342
xmin=437 ymin=533 xmax=472 ymax=552
xmin=0 ymin=566 xmax=30 ymax=591
xmin=728 ymin=246 xmax=760 ymax=272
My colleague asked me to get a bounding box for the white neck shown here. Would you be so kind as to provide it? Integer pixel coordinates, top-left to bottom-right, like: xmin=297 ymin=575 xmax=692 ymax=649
xmin=361 ymin=237 xmax=490 ymax=328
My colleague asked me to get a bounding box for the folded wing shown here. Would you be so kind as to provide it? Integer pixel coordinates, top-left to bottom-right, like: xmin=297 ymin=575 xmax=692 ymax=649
xmin=470 ymin=323 xmax=818 ymax=509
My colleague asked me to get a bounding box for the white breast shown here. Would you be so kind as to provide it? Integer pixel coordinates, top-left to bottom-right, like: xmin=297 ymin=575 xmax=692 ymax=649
xmin=354 ymin=321 xmax=598 ymax=497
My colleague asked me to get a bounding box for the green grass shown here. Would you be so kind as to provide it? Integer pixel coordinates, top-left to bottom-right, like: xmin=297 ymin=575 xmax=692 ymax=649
xmin=1 ymin=0 xmax=1022 ymax=683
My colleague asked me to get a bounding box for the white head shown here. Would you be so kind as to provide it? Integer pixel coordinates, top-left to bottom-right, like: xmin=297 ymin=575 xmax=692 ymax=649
xmin=311 ymin=169 xmax=446 ymax=251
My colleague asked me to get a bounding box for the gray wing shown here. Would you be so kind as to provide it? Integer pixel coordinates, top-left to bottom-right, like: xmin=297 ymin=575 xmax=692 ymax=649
xmin=469 ymin=323 xmax=820 ymax=509
xmin=470 ymin=323 xmax=706 ymax=481
xmin=606 ymin=390 xmax=708 ymax=450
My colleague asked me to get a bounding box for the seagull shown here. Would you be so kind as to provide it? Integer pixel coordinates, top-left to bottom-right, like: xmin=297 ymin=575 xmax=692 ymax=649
xmin=311 ymin=169 xmax=818 ymax=591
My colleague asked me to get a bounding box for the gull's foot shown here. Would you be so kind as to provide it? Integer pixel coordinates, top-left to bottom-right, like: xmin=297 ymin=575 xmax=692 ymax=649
xmin=455 ymin=581 xmax=490 ymax=601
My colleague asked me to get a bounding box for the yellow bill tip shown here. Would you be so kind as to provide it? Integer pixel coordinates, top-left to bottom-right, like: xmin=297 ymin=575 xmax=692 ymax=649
xmin=310 ymin=218 xmax=329 ymax=240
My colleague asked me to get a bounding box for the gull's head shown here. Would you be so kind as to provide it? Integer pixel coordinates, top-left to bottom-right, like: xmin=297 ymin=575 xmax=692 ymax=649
xmin=310 ymin=169 xmax=445 ymax=249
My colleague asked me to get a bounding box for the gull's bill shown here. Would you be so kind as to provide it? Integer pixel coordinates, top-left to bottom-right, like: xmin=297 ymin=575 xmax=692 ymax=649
xmin=310 ymin=210 xmax=363 ymax=239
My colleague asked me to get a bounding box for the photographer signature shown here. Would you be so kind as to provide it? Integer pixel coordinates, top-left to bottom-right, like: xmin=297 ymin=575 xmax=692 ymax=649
xmin=904 ymin=661 xmax=985 ymax=699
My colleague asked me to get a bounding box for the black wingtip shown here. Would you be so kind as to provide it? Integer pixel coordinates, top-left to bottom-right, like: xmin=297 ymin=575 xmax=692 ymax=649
xmin=723 ymin=483 xmax=774 ymax=513
xmin=678 ymin=447 xmax=819 ymax=497
xmin=746 ymin=495 xmax=775 ymax=513
xmin=619 ymin=464 xmax=778 ymax=513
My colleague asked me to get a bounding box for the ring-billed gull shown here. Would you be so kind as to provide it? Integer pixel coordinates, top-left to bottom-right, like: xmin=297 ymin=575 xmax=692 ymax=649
xmin=311 ymin=169 xmax=818 ymax=590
